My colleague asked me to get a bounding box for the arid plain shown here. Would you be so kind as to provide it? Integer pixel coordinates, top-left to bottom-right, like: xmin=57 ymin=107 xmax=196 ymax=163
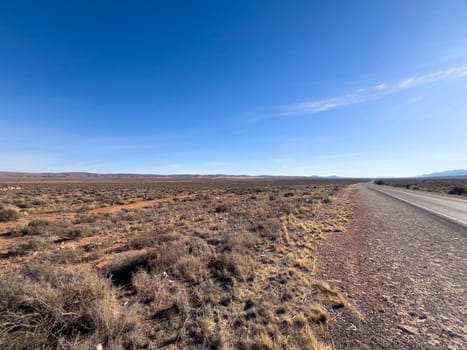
xmin=0 ymin=179 xmax=357 ymax=349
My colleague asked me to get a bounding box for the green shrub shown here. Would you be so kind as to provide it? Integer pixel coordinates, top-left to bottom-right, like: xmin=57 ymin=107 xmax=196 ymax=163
xmin=374 ymin=180 xmax=385 ymax=185
xmin=448 ymin=185 xmax=467 ymax=195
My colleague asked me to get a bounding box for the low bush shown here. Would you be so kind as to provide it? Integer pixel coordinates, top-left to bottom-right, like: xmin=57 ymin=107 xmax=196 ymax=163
xmin=7 ymin=237 xmax=47 ymax=257
xmin=20 ymin=220 xmax=57 ymax=236
xmin=127 ymin=231 xmax=158 ymax=249
xmin=448 ymin=185 xmax=467 ymax=195
xmin=0 ymin=263 xmax=142 ymax=349
xmin=18 ymin=220 xmax=93 ymax=241
xmin=0 ymin=206 xmax=20 ymax=222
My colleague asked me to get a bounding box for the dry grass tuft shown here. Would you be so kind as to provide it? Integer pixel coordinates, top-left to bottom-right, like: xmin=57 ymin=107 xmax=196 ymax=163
xmin=0 ymin=263 xmax=142 ymax=349
xmin=311 ymin=281 xmax=348 ymax=308
xmin=0 ymin=205 xmax=20 ymax=222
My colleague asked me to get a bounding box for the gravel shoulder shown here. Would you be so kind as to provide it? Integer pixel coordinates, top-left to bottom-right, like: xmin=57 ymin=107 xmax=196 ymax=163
xmin=318 ymin=184 xmax=467 ymax=349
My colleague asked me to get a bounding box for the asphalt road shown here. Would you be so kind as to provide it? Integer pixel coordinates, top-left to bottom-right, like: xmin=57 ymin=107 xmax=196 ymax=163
xmin=318 ymin=185 xmax=467 ymax=349
xmin=367 ymin=184 xmax=467 ymax=228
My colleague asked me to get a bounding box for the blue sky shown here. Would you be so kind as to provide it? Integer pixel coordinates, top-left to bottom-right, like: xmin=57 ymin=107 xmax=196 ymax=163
xmin=1 ymin=0 xmax=467 ymax=177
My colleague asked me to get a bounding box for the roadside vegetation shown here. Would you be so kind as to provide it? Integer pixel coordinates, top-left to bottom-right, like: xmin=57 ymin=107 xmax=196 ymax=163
xmin=447 ymin=185 xmax=467 ymax=195
xmin=379 ymin=178 xmax=467 ymax=196
xmin=0 ymin=180 xmax=354 ymax=349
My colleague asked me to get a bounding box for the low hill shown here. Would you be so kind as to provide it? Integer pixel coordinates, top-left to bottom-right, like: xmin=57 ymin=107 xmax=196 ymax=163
xmin=0 ymin=171 xmax=339 ymax=182
xmin=420 ymin=169 xmax=467 ymax=178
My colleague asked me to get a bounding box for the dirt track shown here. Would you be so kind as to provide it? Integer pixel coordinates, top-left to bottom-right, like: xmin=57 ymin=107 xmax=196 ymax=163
xmin=0 ymin=193 xmax=194 ymax=231
xmin=0 ymin=193 xmax=194 ymax=251
xmin=318 ymin=185 xmax=467 ymax=349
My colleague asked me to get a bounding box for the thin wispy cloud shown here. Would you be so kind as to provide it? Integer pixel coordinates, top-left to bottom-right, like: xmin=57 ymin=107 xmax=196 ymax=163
xmin=285 ymin=95 xmax=365 ymax=115
xmin=282 ymin=65 xmax=467 ymax=116
xmin=398 ymin=77 xmax=416 ymax=89
xmin=398 ymin=65 xmax=467 ymax=89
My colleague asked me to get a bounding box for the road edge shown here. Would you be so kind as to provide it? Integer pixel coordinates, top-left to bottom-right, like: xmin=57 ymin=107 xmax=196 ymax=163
xmin=365 ymin=184 xmax=467 ymax=229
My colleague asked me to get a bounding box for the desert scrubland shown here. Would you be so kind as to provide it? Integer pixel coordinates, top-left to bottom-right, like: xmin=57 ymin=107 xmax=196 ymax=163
xmin=0 ymin=180 xmax=355 ymax=350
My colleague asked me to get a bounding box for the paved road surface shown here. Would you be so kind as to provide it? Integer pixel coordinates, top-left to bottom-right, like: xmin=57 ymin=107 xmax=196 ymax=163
xmin=318 ymin=184 xmax=467 ymax=349
xmin=367 ymin=184 xmax=467 ymax=227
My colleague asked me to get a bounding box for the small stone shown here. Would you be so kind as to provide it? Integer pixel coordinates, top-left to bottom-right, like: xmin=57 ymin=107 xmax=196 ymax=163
xmin=398 ymin=325 xmax=418 ymax=335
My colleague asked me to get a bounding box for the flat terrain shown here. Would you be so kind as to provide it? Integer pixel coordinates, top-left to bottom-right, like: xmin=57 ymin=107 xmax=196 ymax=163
xmin=318 ymin=184 xmax=467 ymax=349
xmin=0 ymin=180 xmax=354 ymax=349
xmin=3 ymin=180 xmax=465 ymax=349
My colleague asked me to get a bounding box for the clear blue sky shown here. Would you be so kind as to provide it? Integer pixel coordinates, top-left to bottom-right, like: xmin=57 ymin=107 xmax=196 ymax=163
xmin=1 ymin=1 xmax=466 ymax=177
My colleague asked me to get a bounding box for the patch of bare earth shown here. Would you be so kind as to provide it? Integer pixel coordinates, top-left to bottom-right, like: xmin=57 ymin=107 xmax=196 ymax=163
xmin=0 ymin=192 xmax=195 ymax=257
xmin=0 ymin=192 xmax=194 ymax=231
xmin=86 ymin=193 xmax=194 ymax=215
xmin=317 ymin=184 xmax=467 ymax=349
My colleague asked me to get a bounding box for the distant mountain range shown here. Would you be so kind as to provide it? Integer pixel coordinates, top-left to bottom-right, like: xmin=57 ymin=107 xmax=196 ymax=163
xmin=420 ymin=169 xmax=467 ymax=178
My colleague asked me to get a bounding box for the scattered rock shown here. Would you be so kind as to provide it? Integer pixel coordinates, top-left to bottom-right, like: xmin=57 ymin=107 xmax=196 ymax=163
xmin=398 ymin=324 xmax=418 ymax=335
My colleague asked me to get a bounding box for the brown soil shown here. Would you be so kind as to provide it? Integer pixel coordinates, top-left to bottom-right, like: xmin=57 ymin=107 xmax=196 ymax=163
xmin=0 ymin=212 xmax=73 ymax=232
xmin=0 ymin=236 xmax=20 ymax=251
xmin=0 ymin=193 xmax=194 ymax=250
xmin=86 ymin=193 xmax=194 ymax=215
xmin=318 ymin=185 xmax=467 ymax=349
